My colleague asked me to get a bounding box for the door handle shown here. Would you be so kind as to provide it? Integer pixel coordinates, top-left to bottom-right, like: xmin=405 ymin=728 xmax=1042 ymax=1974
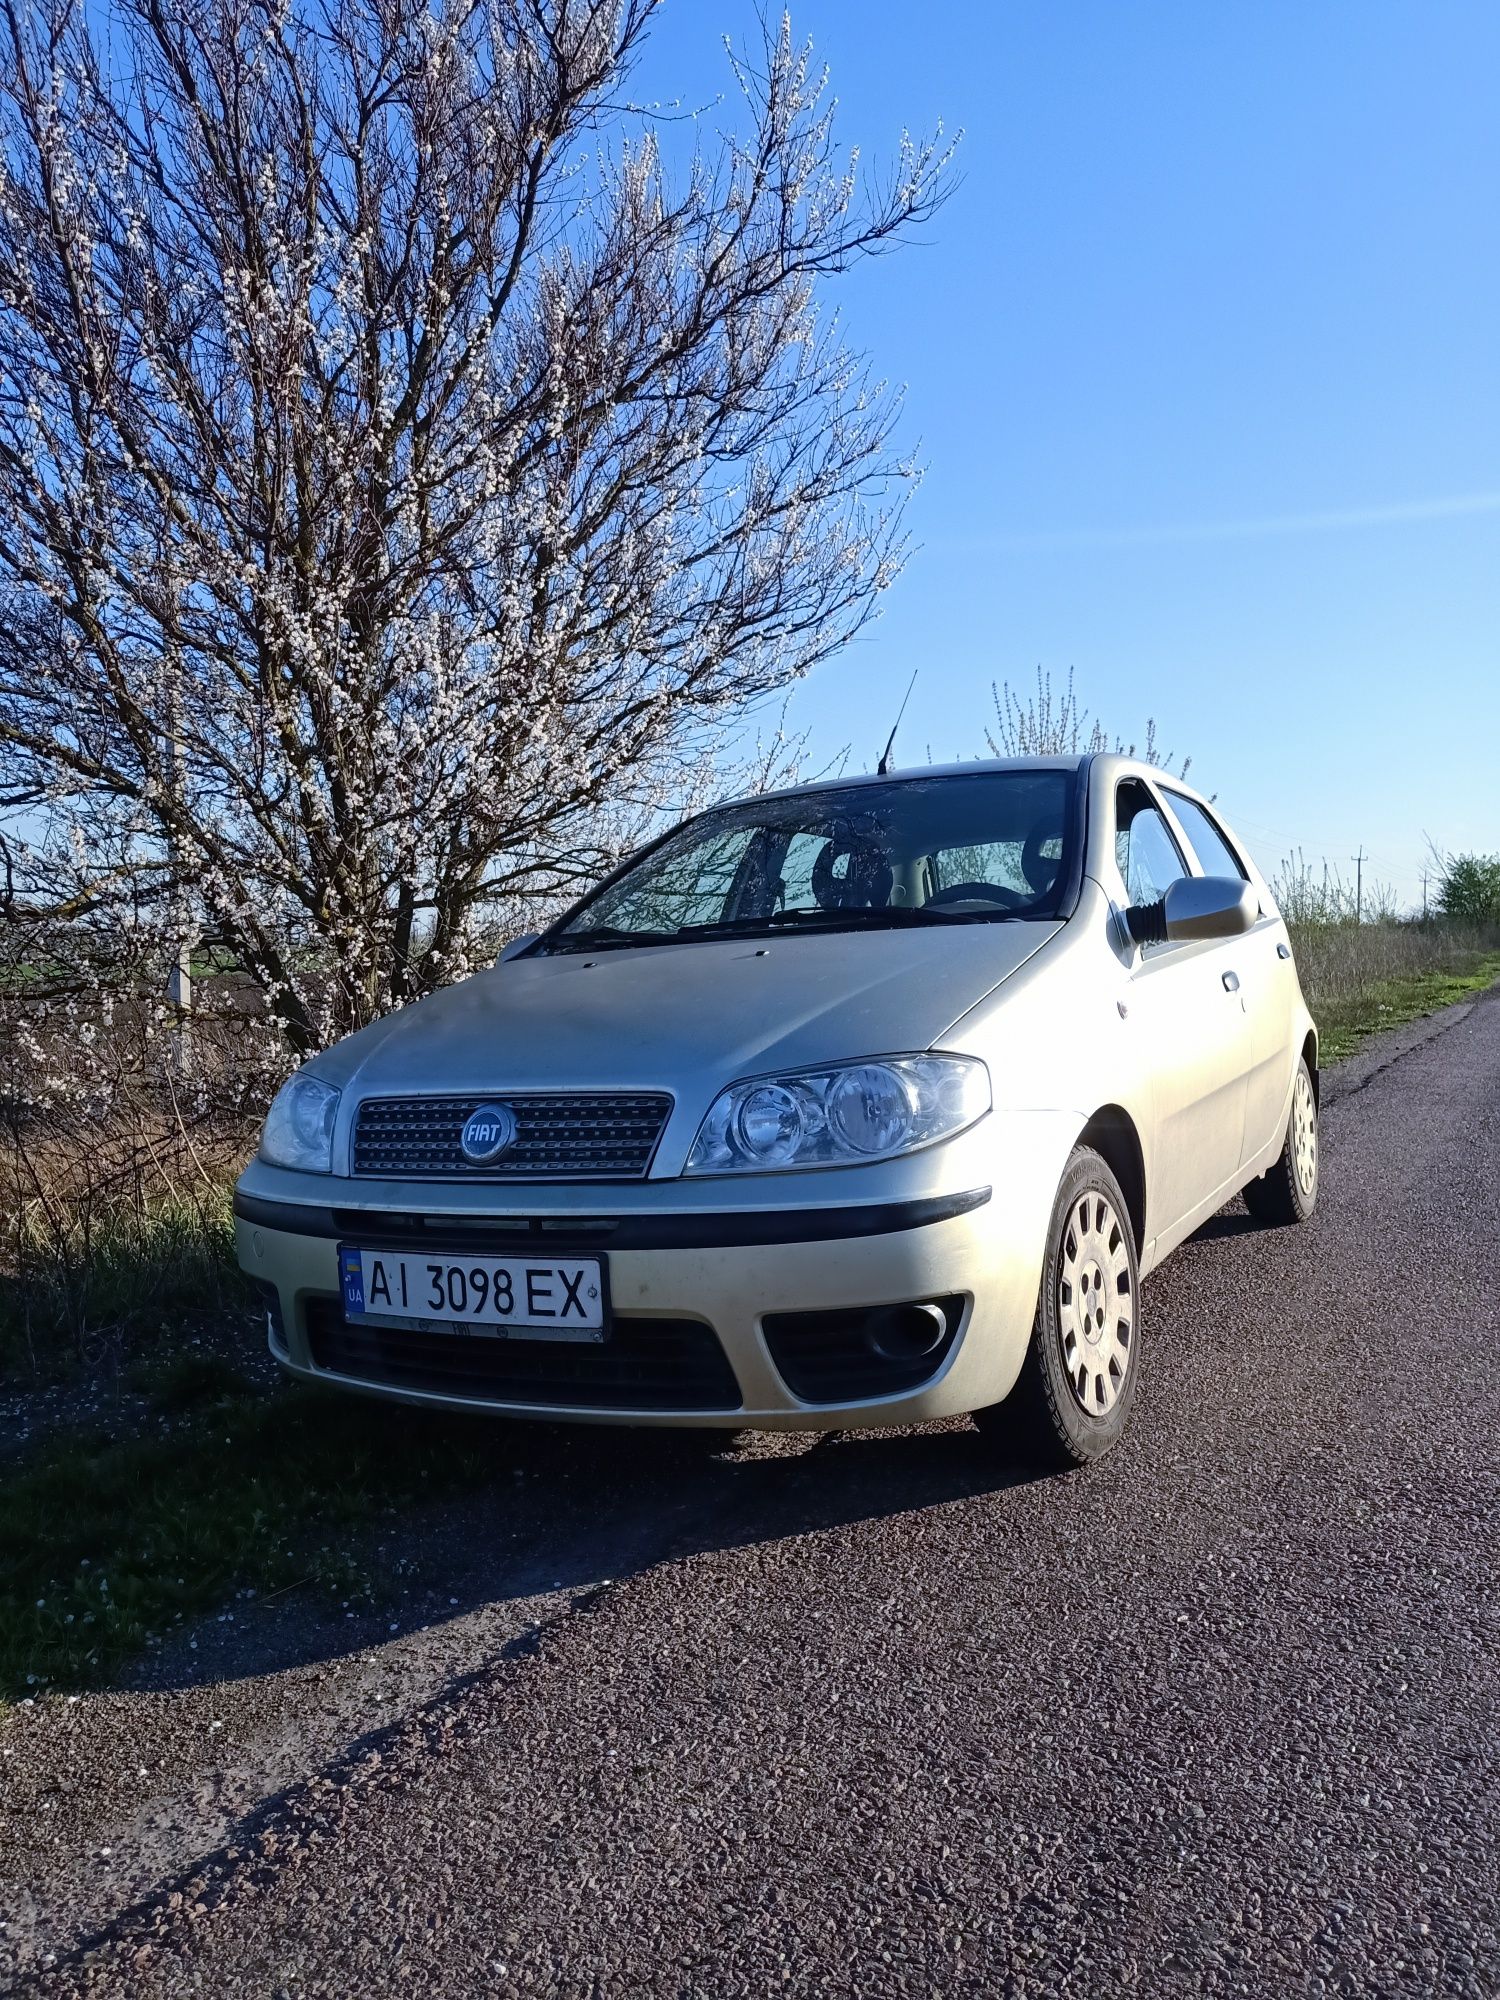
xmin=1222 ymin=970 xmax=1240 ymax=993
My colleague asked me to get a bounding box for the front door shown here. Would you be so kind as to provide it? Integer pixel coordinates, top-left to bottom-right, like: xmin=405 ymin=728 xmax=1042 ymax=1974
xmin=1115 ymin=783 xmax=1252 ymax=1236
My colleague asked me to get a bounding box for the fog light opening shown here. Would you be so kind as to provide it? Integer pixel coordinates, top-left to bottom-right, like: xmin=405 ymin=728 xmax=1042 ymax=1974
xmin=863 ymin=1301 xmax=950 ymax=1364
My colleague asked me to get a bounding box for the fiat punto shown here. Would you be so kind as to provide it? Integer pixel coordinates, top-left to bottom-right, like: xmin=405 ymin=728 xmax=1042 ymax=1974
xmin=235 ymin=755 xmax=1319 ymax=1465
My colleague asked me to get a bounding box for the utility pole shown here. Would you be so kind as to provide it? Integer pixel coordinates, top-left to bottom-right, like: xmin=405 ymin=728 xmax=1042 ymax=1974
xmin=1421 ymin=870 xmax=1429 ymax=922
xmin=1354 ymin=847 xmax=1364 ymax=925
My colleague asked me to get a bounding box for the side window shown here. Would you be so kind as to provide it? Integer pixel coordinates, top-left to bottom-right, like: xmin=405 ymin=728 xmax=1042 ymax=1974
xmin=1115 ymin=782 xmax=1188 ymax=907
xmin=1165 ymin=792 xmax=1248 ymax=881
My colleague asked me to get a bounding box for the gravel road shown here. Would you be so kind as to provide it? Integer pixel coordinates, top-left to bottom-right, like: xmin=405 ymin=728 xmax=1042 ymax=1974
xmin=4 ymin=990 xmax=1498 ymax=1998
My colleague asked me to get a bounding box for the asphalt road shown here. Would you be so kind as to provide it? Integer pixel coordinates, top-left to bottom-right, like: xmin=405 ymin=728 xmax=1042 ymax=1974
xmin=4 ymin=990 xmax=1498 ymax=1998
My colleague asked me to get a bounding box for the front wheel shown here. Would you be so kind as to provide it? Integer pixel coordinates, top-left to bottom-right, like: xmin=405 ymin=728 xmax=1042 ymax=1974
xmin=975 ymin=1146 xmax=1141 ymax=1468
xmin=1242 ymin=1057 xmax=1318 ymax=1226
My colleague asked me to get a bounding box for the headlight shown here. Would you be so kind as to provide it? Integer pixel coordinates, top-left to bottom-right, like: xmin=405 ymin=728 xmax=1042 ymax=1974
xmin=258 ymin=1073 xmax=341 ymax=1173
xmin=684 ymin=1055 xmax=989 ymax=1176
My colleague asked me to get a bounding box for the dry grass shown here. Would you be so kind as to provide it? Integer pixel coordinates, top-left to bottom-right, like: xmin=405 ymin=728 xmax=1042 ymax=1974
xmin=1288 ymin=920 xmax=1500 ymax=1064
xmin=1 ymin=1073 xmax=256 ymax=1377
xmin=1289 ymin=917 xmax=1489 ymax=1012
xmin=0 ymin=1178 xmax=245 ymax=1377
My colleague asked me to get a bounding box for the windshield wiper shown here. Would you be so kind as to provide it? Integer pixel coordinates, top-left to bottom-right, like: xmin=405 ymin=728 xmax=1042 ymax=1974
xmin=543 ymin=904 xmax=1028 ymax=955
xmin=539 ymin=925 xmax=683 ymax=955
xmin=673 ymin=905 xmax=1016 ymax=942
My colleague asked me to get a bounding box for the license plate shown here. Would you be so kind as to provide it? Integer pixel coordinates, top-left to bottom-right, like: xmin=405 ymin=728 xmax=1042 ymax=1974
xmin=339 ymin=1246 xmax=606 ymax=1342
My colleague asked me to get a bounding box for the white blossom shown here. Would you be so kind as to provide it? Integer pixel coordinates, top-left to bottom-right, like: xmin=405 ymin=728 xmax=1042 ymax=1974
xmin=0 ymin=0 xmax=954 ymax=1088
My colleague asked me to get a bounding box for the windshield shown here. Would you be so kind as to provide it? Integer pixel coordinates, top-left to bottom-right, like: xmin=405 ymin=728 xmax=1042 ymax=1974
xmin=543 ymin=771 xmax=1077 ymax=951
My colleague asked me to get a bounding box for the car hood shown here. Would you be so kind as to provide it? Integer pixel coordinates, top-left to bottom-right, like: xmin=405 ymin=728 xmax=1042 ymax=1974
xmin=330 ymin=923 xmax=1060 ymax=1102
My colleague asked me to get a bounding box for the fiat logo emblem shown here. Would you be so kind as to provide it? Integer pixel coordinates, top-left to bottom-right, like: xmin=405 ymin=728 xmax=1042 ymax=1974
xmin=459 ymin=1102 xmax=518 ymax=1164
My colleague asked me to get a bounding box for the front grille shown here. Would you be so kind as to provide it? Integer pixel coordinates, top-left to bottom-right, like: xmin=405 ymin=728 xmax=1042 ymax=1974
xmin=352 ymin=1093 xmax=672 ymax=1181
xmin=305 ymin=1301 xmax=741 ymax=1412
xmin=761 ymin=1295 xmax=967 ymax=1405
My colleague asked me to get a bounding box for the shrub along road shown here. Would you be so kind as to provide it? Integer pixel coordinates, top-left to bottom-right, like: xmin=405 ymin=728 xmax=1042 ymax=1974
xmin=3 ymin=989 xmax=1498 ymax=1997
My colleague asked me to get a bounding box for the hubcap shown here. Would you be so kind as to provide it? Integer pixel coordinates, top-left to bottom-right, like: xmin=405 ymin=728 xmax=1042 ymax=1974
xmin=1058 ymin=1190 xmax=1134 ymax=1417
xmin=1292 ymin=1071 xmax=1317 ymax=1194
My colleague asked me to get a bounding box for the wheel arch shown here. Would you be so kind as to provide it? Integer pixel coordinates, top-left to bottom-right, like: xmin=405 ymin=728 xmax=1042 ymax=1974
xmin=1302 ymin=1026 xmax=1320 ymax=1103
xmin=1075 ymin=1104 xmax=1147 ymax=1255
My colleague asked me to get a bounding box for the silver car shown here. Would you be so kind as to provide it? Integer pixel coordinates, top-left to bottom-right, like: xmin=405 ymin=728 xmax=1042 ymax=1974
xmin=235 ymin=755 xmax=1319 ymax=1465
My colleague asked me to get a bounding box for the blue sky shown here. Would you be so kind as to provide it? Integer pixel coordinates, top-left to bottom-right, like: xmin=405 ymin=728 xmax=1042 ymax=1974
xmin=636 ymin=2 xmax=1499 ymax=909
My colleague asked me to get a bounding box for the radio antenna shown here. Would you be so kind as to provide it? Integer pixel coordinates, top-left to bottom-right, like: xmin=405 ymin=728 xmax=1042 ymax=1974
xmin=876 ymin=671 xmax=918 ymax=776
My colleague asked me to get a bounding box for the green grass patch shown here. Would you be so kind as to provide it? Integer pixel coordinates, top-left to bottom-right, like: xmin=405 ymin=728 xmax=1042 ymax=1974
xmin=0 ymin=1379 xmax=506 ymax=1702
xmin=1 ymin=1188 xmax=246 ymax=1376
xmin=1314 ymin=952 xmax=1500 ymax=1066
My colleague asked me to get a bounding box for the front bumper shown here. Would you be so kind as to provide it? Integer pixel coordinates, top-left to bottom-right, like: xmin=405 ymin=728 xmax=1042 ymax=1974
xmin=234 ymin=1117 xmax=1078 ymax=1429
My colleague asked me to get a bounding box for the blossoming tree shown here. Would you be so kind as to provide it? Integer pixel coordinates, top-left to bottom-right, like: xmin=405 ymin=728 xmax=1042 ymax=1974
xmin=0 ymin=0 xmax=950 ymax=1065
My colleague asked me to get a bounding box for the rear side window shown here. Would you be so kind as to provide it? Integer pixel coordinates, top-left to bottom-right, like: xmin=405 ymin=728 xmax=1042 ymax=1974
xmin=1165 ymin=792 xmax=1247 ymax=882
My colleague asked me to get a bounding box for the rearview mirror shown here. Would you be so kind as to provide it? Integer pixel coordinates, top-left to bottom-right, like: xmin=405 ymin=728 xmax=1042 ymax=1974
xmin=1125 ymin=876 xmax=1257 ymax=947
xmin=497 ymin=932 xmax=540 ymax=963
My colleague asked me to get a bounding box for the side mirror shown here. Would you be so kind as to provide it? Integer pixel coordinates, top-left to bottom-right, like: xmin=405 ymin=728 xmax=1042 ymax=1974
xmin=1125 ymin=876 xmax=1257 ymax=947
xmin=497 ymin=932 xmax=540 ymax=964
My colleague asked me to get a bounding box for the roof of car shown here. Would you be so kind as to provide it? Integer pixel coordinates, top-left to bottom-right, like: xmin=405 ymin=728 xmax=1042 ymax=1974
xmin=721 ymin=754 xmax=1088 ymax=812
xmin=721 ymin=751 xmax=1217 ymax=815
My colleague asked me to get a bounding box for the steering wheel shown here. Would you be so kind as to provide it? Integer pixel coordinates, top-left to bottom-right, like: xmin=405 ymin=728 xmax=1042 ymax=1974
xmin=1021 ymin=824 xmax=1064 ymax=897
xmin=925 ymin=881 xmax=1031 ymax=911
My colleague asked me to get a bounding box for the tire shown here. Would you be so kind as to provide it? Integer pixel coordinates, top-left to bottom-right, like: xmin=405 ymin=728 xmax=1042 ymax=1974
xmin=974 ymin=1146 xmax=1141 ymax=1469
xmin=1242 ymin=1057 xmax=1318 ymax=1226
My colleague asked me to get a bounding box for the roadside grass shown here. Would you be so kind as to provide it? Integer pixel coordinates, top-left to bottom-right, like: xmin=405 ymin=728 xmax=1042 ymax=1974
xmin=0 ymin=1372 xmax=507 ymax=1702
xmin=1287 ymin=924 xmax=1500 ymax=1065
xmin=1306 ymin=954 xmax=1500 ymax=1065
xmin=0 ymin=1188 xmax=246 ymax=1378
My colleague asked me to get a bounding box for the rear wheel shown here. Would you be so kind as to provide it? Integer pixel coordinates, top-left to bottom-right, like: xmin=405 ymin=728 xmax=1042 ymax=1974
xmin=1242 ymin=1058 xmax=1318 ymax=1226
xmin=975 ymin=1146 xmax=1141 ymax=1468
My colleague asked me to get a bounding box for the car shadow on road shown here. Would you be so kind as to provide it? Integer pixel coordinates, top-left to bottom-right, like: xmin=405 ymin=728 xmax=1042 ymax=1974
xmin=1189 ymin=1209 xmax=1261 ymax=1241
xmin=130 ymin=1411 xmax=1053 ymax=1697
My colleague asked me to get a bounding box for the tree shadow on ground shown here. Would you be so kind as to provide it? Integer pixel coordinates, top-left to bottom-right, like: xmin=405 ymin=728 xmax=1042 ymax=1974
xmin=9 ymin=1185 xmax=1273 ymax=1707
xmin=119 ymin=1406 xmax=1051 ymax=1698
xmin=42 ymin=1414 xmax=1065 ymax=1977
